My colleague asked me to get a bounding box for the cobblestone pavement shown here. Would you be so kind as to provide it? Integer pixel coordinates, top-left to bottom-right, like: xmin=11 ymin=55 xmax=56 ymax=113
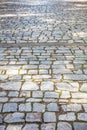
xmin=0 ymin=44 xmax=87 ymax=129
xmin=0 ymin=0 xmax=87 ymax=44
xmin=0 ymin=0 xmax=87 ymax=130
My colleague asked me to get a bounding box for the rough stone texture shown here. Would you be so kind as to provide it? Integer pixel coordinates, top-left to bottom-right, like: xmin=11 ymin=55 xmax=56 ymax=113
xmin=74 ymin=123 xmax=87 ymax=130
xmin=26 ymin=113 xmax=42 ymax=122
xmin=33 ymin=103 xmax=45 ymax=112
xmin=32 ymin=91 xmax=43 ymax=98
xmin=6 ymin=125 xmax=22 ymax=130
xmin=57 ymin=122 xmax=72 ymax=130
xmin=22 ymin=82 xmax=39 ymax=90
xmin=0 ymin=0 xmax=87 ymax=128
xmin=41 ymin=81 xmax=54 ymax=91
xmin=41 ymin=123 xmax=56 ymax=130
xmin=44 ymin=112 xmax=56 ymax=122
xmin=23 ymin=124 xmax=39 ymax=130
xmin=80 ymin=83 xmax=87 ymax=92
xmin=4 ymin=113 xmax=25 ymax=123
xmin=0 ymin=82 xmax=21 ymax=90
xmin=3 ymin=103 xmax=17 ymax=112
xmin=19 ymin=103 xmax=31 ymax=112
xmin=56 ymin=83 xmax=79 ymax=92
xmin=78 ymin=113 xmax=87 ymax=121
xmin=44 ymin=92 xmax=59 ymax=98
xmin=59 ymin=113 xmax=76 ymax=121
xmin=61 ymin=104 xmax=82 ymax=112
xmin=0 ymin=126 xmax=5 ymax=130
xmin=47 ymin=103 xmax=59 ymax=111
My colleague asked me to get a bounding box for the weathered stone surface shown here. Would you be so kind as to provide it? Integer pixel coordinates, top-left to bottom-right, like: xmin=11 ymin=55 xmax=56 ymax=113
xmin=61 ymin=104 xmax=82 ymax=112
xmin=74 ymin=123 xmax=87 ymax=130
xmin=59 ymin=113 xmax=76 ymax=121
xmin=41 ymin=123 xmax=56 ymax=130
xmin=19 ymin=103 xmax=31 ymax=112
xmin=22 ymin=82 xmax=39 ymax=90
xmin=60 ymin=91 xmax=71 ymax=98
xmin=0 ymin=97 xmax=8 ymax=102
xmin=8 ymin=91 xmax=19 ymax=97
xmin=47 ymin=103 xmax=59 ymax=111
xmin=32 ymin=91 xmax=43 ymax=98
xmin=6 ymin=125 xmax=22 ymax=130
xmin=78 ymin=113 xmax=87 ymax=121
xmin=72 ymin=93 xmax=87 ymax=98
xmin=3 ymin=103 xmax=17 ymax=112
xmin=57 ymin=122 xmax=72 ymax=130
xmin=44 ymin=112 xmax=56 ymax=122
xmin=23 ymin=124 xmax=39 ymax=130
xmin=0 ymin=82 xmax=21 ymax=90
xmin=80 ymin=83 xmax=87 ymax=92
xmin=33 ymin=103 xmax=45 ymax=112
xmin=0 ymin=126 xmax=5 ymax=130
xmin=4 ymin=113 xmax=25 ymax=123
xmin=41 ymin=81 xmax=54 ymax=91
xmin=44 ymin=92 xmax=59 ymax=98
xmin=26 ymin=113 xmax=42 ymax=122
xmin=56 ymin=83 xmax=79 ymax=92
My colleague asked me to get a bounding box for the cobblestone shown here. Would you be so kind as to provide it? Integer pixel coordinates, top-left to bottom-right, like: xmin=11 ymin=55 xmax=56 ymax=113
xmin=33 ymin=103 xmax=45 ymax=112
xmin=74 ymin=123 xmax=87 ymax=130
xmin=6 ymin=125 xmax=22 ymax=130
xmin=26 ymin=113 xmax=42 ymax=122
xmin=41 ymin=123 xmax=56 ymax=130
xmin=44 ymin=112 xmax=56 ymax=122
xmin=0 ymin=0 xmax=87 ymax=129
xmin=57 ymin=122 xmax=72 ymax=130
xmin=19 ymin=103 xmax=31 ymax=112
xmin=59 ymin=113 xmax=76 ymax=121
xmin=4 ymin=113 xmax=25 ymax=123
xmin=23 ymin=124 xmax=39 ymax=130
xmin=3 ymin=103 xmax=17 ymax=112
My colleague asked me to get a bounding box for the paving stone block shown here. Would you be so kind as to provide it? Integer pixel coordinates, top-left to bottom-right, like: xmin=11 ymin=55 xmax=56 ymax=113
xmin=41 ymin=123 xmax=56 ymax=130
xmin=32 ymin=91 xmax=43 ymax=98
xmin=26 ymin=113 xmax=42 ymax=122
xmin=59 ymin=113 xmax=76 ymax=121
xmin=41 ymin=81 xmax=54 ymax=91
xmin=0 ymin=125 xmax=5 ymax=130
xmin=57 ymin=122 xmax=72 ymax=130
xmin=4 ymin=113 xmax=25 ymax=123
xmin=6 ymin=125 xmax=22 ymax=130
xmin=33 ymin=103 xmax=45 ymax=112
xmin=19 ymin=103 xmax=31 ymax=112
xmin=22 ymin=82 xmax=39 ymax=90
xmin=44 ymin=112 xmax=56 ymax=122
xmin=23 ymin=124 xmax=39 ymax=130
xmin=74 ymin=123 xmax=87 ymax=130
xmin=47 ymin=103 xmax=59 ymax=111
xmin=78 ymin=113 xmax=87 ymax=121
xmin=44 ymin=92 xmax=59 ymax=98
xmin=0 ymin=82 xmax=21 ymax=91
xmin=61 ymin=104 xmax=82 ymax=112
xmin=3 ymin=103 xmax=17 ymax=112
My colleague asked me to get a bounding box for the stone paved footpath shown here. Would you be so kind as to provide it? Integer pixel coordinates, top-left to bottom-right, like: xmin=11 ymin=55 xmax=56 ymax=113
xmin=0 ymin=0 xmax=87 ymax=130
xmin=0 ymin=44 xmax=87 ymax=130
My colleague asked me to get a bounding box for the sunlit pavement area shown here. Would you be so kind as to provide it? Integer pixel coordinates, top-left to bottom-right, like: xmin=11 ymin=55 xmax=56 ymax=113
xmin=0 ymin=0 xmax=87 ymax=130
